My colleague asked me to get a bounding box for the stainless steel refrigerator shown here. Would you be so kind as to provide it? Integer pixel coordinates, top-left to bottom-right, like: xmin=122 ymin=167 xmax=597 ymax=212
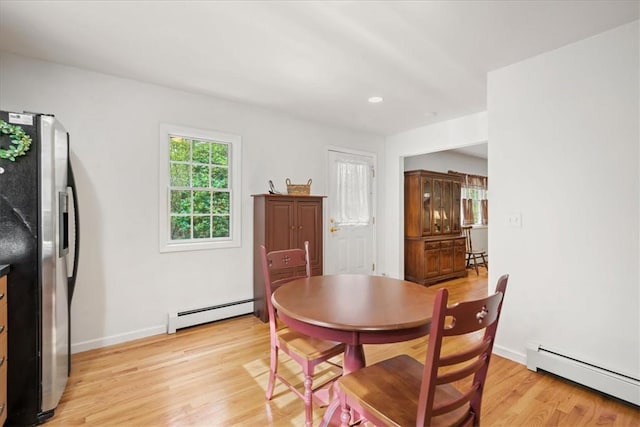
xmin=0 ymin=111 xmax=79 ymax=425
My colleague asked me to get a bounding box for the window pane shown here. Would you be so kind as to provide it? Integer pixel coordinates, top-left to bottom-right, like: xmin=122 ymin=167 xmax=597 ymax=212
xmin=212 ymin=143 xmax=228 ymax=166
xmin=192 ymin=140 xmax=210 ymax=164
xmin=193 ymin=216 xmax=211 ymax=239
xmin=170 ymin=190 xmax=191 ymax=214
xmin=193 ymin=190 xmax=211 ymax=214
xmin=212 ymin=192 xmax=230 ymax=214
xmin=171 ymin=216 xmax=191 ymax=240
xmin=170 ymin=137 xmax=190 ymax=162
xmin=212 ymin=215 xmax=230 ymax=238
xmin=170 ymin=163 xmax=190 ymax=186
xmin=211 ymin=166 xmax=228 ymax=189
xmin=192 ymin=165 xmax=209 ymax=187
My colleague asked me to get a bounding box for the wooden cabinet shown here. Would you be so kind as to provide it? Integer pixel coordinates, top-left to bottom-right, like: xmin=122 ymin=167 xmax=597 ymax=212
xmin=0 ymin=269 xmax=7 ymax=425
xmin=404 ymin=170 xmax=467 ymax=285
xmin=253 ymin=194 xmax=324 ymax=322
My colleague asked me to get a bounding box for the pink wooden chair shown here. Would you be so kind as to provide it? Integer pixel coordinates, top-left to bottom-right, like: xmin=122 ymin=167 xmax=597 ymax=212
xmin=260 ymin=242 xmax=344 ymax=427
xmin=338 ymin=274 xmax=509 ymax=427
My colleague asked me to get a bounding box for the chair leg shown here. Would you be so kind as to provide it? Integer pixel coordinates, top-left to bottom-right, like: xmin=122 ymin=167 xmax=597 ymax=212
xmin=481 ymin=254 xmax=488 ymax=270
xmin=266 ymin=346 xmax=278 ymax=400
xmin=303 ymin=373 xmax=313 ymax=427
xmin=473 ymin=255 xmax=479 ymax=275
xmin=340 ymin=398 xmax=351 ymax=427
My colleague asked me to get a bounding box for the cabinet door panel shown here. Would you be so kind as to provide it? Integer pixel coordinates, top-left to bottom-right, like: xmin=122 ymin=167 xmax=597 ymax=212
xmin=266 ymin=200 xmax=295 ymax=250
xmin=454 ymin=243 xmax=466 ymax=271
xmin=425 ymin=249 xmax=440 ymax=278
xmin=440 ymin=247 xmax=454 ymax=274
xmin=297 ymin=201 xmax=322 ymax=268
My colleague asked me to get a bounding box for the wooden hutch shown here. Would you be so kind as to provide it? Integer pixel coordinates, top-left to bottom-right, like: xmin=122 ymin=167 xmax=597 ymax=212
xmin=404 ymin=170 xmax=467 ymax=285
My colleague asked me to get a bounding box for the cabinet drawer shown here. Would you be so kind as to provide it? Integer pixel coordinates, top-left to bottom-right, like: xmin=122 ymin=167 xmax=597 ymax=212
xmin=424 ymin=241 xmax=440 ymax=250
xmin=440 ymin=240 xmax=453 ymax=248
xmin=454 ymin=238 xmax=466 ymax=246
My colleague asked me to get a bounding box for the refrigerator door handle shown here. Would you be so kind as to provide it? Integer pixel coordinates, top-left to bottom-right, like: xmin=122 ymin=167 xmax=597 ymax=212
xmin=67 ymin=160 xmax=80 ymax=303
xmin=58 ymin=191 xmax=69 ymax=257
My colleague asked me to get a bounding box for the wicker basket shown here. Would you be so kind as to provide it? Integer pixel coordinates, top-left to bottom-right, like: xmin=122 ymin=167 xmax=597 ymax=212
xmin=286 ymin=178 xmax=312 ymax=195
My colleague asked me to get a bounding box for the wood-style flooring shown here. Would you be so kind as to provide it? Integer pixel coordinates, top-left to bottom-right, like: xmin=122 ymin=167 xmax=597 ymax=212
xmin=47 ymin=270 xmax=639 ymax=426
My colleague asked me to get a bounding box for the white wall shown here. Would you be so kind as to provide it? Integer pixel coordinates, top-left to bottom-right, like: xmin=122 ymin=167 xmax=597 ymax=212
xmin=404 ymin=150 xmax=487 ymax=176
xmin=488 ymin=21 xmax=639 ymax=377
xmin=0 ymin=52 xmax=384 ymax=351
xmin=384 ymin=112 xmax=488 ymax=278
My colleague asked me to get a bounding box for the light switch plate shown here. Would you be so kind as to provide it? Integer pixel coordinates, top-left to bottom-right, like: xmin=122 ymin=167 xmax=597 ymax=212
xmin=507 ymin=212 xmax=522 ymax=227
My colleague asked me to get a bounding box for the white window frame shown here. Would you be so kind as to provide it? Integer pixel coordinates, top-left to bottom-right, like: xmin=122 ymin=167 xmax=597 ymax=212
xmin=159 ymin=123 xmax=241 ymax=252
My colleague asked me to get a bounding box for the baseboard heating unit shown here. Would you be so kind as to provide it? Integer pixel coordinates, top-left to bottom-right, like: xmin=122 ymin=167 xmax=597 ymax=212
xmin=526 ymin=343 xmax=639 ymax=406
xmin=167 ymin=299 xmax=253 ymax=334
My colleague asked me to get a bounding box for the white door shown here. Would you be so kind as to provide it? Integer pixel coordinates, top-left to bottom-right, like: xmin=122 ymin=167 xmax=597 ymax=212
xmin=325 ymin=149 xmax=376 ymax=274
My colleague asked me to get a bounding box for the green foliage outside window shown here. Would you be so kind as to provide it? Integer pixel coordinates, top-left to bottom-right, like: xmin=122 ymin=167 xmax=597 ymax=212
xmin=168 ymin=136 xmax=231 ymax=240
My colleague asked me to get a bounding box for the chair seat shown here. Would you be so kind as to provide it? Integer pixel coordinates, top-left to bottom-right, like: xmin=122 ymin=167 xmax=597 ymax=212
xmin=338 ymin=355 xmax=470 ymax=427
xmin=277 ymin=328 xmax=345 ymax=361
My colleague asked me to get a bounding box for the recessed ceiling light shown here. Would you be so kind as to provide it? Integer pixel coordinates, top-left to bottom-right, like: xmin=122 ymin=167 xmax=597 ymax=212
xmin=368 ymin=96 xmax=383 ymax=103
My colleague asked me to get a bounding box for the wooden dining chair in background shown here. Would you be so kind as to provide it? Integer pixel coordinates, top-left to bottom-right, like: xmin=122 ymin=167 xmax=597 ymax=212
xmin=260 ymin=242 xmax=344 ymax=427
xmin=338 ymin=274 xmax=509 ymax=427
xmin=463 ymin=225 xmax=488 ymax=275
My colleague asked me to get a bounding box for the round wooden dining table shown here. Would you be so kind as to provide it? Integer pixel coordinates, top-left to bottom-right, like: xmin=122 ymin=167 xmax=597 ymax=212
xmin=271 ymin=274 xmax=438 ymax=426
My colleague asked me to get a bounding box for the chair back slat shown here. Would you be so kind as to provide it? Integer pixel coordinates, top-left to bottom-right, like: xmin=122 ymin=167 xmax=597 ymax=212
xmin=436 ymin=355 xmax=487 ymax=385
xmin=431 ymin=383 xmax=479 ymax=416
xmin=443 ymin=291 xmax=503 ymax=336
xmin=438 ymin=338 xmax=491 ymax=367
xmin=462 ymin=225 xmax=474 ymax=252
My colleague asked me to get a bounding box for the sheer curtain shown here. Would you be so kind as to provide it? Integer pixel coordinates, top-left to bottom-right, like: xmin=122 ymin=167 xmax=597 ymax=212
xmin=449 ymin=171 xmax=488 ymax=225
xmin=333 ymin=159 xmax=371 ymax=225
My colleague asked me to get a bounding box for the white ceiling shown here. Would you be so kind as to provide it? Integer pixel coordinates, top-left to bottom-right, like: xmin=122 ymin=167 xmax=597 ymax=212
xmin=0 ymin=1 xmax=637 ymax=135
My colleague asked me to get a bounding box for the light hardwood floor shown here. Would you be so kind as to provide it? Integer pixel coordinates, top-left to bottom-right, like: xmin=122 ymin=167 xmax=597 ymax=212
xmin=48 ymin=270 xmax=639 ymax=426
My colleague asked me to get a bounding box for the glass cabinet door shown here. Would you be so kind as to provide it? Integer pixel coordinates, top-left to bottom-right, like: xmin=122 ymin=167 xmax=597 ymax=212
xmin=442 ymin=180 xmax=452 ymax=233
xmin=432 ymin=179 xmax=442 ymax=234
xmin=452 ymin=181 xmax=461 ymax=233
xmin=421 ymin=177 xmax=431 ymax=235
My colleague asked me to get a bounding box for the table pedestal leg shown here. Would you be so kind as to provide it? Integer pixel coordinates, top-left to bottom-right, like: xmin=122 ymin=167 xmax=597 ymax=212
xmin=321 ymin=344 xmax=365 ymax=426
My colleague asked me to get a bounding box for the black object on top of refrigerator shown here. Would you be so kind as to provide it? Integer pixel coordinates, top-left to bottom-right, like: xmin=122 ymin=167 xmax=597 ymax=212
xmin=0 ymin=110 xmax=79 ymax=425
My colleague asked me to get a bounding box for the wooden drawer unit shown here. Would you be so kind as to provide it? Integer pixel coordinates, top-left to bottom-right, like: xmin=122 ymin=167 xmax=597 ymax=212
xmin=0 ymin=273 xmax=7 ymax=425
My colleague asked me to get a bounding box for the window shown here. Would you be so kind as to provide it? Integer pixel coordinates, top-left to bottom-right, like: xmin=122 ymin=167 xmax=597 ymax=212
xmin=449 ymin=171 xmax=488 ymax=226
xmin=159 ymin=124 xmax=241 ymax=252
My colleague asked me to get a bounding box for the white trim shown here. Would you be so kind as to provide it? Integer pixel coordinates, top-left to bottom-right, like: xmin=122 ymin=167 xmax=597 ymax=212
xmin=71 ymin=325 xmax=166 ymax=353
xmin=159 ymin=123 xmax=242 ymax=252
xmin=493 ymin=343 xmax=526 ymax=365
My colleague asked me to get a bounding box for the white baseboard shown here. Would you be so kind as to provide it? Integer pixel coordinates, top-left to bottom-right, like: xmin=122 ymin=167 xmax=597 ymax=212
xmin=493 ymin=344 xmax=526 ymax=365
xmin=71 ymin=324 xmax=166 ymax=353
